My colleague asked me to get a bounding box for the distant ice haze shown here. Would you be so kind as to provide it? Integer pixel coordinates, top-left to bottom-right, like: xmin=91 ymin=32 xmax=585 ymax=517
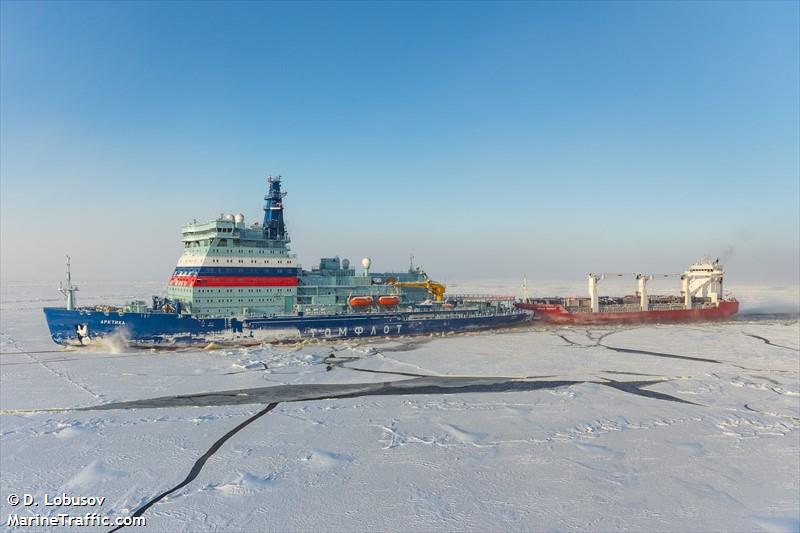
xmin=0 ymin=183 xmax=798 ymax=285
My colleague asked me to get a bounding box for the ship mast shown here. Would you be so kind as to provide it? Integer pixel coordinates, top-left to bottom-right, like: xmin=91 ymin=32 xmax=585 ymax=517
xmin=262 ymin=175 xmax=288 ymax=240
xmin=58 ymin=255 xmax=79 ymax=310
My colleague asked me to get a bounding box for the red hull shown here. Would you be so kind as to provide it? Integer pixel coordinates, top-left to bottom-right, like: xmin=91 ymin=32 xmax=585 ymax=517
xmin=515 ymin=300 xmax=739 ymax=325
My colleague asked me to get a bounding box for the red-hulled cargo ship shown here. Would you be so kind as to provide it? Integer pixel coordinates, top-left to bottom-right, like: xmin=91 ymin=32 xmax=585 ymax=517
xmin=516 ymin=258 xmax=740 ymax=325
xmin=517 ymin=299 xmax=739 ymax=325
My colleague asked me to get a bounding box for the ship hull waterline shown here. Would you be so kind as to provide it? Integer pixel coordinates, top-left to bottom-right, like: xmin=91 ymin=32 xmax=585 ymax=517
xmin=515 ymin=301 xmax=739 ymax=325
xmin=44 ymin=307 xmax=533 ymax=348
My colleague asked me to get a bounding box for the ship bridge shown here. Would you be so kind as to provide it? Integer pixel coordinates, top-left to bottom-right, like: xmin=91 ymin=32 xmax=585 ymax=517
xmin=167 ymin=178 xmax=298 ymax=317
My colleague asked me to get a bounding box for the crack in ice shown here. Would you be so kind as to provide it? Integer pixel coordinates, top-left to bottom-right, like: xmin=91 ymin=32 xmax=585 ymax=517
xmin=744 ymin=334 xmax=799 ymax=352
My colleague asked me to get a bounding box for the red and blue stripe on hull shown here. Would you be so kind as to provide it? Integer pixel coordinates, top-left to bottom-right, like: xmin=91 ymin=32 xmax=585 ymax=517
xmin=168 ymin=266 xmax=299 ymax=287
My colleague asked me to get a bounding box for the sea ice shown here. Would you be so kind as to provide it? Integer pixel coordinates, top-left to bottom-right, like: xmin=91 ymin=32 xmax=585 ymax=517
xmin=1 ymin=281 xmax=798 ymax=531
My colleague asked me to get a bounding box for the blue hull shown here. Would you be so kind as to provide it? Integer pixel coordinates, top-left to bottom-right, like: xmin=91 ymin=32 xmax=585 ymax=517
xmin=43 ymin=307 xmax=532 ymax=347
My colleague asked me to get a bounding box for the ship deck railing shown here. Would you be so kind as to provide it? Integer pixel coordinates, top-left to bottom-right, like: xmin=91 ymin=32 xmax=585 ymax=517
xmin=447 ymin=294 xmax=516 ymax=302
xmin=565 ymin=302 xmax=718 ymax=314
xmin=406 ymin=309 xmax=520 ymax=320
xmin=648 ymin=303 xmax=688 ymax=311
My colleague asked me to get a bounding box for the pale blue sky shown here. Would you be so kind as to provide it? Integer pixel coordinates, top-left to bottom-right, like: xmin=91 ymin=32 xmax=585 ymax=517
xmin=1 ymin=1 xmax=798 ymax=283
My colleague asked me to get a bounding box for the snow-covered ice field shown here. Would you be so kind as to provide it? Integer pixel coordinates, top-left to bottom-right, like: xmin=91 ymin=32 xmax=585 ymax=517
xmin=1 ymin=281 xmax=798 ymax=532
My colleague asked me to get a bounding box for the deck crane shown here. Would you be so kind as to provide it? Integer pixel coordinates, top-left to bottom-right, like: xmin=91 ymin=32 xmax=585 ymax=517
xmin=590 ymin=272 xmax=682 ymax=312
xmin=634 ymin=273 xmax=681 ymax=311
xmin=390 ymin=279 xmax=447 ymax=302
xmin=587 ymin=273 xmax=632 ymax=312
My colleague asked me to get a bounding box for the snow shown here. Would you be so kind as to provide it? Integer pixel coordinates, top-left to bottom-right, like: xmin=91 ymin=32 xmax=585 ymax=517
xmin=1 ymin=281 xmax=798 ymax=531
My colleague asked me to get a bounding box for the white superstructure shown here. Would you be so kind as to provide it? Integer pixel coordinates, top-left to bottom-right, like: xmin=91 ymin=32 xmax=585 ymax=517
xmin=681 ymin=258 xmax=725 ymax=308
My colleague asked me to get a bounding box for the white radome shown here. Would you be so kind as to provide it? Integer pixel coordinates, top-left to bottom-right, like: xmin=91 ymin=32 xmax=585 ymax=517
xmin=361 ymin=257 xmax=372 ymax=269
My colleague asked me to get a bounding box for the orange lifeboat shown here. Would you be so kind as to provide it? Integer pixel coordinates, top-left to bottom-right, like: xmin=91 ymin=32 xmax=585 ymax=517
xmin=378 ymin=295 xmax=400 ymax=306
xmin=349 ymin=296 xmax=374 ymax=307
